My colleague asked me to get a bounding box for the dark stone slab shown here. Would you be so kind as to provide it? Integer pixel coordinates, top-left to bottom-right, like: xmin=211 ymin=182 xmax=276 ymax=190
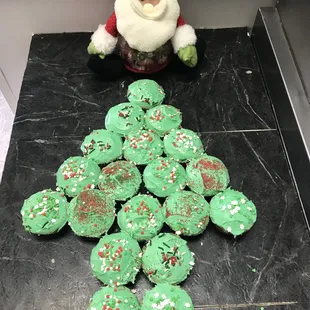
xmin=13 ymin=29 xmax=275 ymax=140
xmin=1 ymin=131 xmax=309 ymax=309
xmin=1 ymin=29 xmax=308 ymax=310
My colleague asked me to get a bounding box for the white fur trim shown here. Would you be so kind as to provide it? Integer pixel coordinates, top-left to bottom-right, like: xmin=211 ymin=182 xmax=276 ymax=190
xmin=171 ymin=24 xmax=197 ymax=53
xmin=91 ymin=24 xmax=118 ymax=55
xmin=115 ymin=0 xmax=180 ymax=53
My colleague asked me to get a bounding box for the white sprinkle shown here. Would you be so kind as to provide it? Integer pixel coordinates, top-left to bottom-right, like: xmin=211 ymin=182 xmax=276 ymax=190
xmin=227 ymin=227 xmax=232 ymax=233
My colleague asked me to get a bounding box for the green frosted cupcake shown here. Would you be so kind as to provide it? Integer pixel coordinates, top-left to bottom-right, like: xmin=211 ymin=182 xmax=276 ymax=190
xmin=142 ymin=233 xmax=194 ymax=285
xmin=90 ymin=232 xmax=142 ymax=286
xmin=142 ymin=284 xmax=194 ymax=310
xmin=87 ymin=286 xmax=141 ymax=310
xmin=105 ymin=103 xmax=145 ymax=136
xmin=98 ymin=161 xmax=142 ymax=201
xmin=143 ymin=157 xmax=187 ymax=198
xmin=81 ymin=129 xmax=123 ymax=165
xmin=68 ymin=189 xmax=115 ymax=238
xmin=145 ymin=105 xmax=182 ymax=137
xmin=210 ymin=188 xmax=257 ymax=237
xmin=56 ymin=156 xmax=100 ymax=197
xmin=127 ymin=79 xmax=165 ymax=109
xmin=123 ymin=130 xmax=163 ymax=165
xmin=164 ymin=128 xmax=204 ymax=162
xmin=20 ymin=189 xmax=68 ymax=235
xmin=164 ymin=191 xmax=210 ymax=236
xmin=187 ymin=155 xmax=230 ymax=196
xmin=118 ymin=194 xmax=166 ymax=241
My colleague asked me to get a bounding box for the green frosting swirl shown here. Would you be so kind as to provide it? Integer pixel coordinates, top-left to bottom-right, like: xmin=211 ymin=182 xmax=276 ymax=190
xmin=186 ymin=155 xmax=230 ymax=196
xmin=21 ymin=189 xmax=68 ymax=235
xmin=68 ymin=189 xmax=115 ymax=238
xmin=145 ymin=105 xmax=182 ymax=137
xmin=90 ymin=232 xmax=142 ymax=286
xmin=98 ymin=161 xmax=142 ymax=201
xmin=118 ymin=194 xmax=166 ymax=241
xmin=164 ymin=191 xmax=210 ymax=236
xmin=143 ymin=157 xmax=187 ymax=198
xmin=127 ymin=79 xmax=165 ymax=109
xmin=87 ymin=286 xmax=141 ymax=310
xmin=164 ymin=128 xmax=204 ymax=162
xmin=210 ymin=188 xmax=257 ymax=237
xmin=123 ymin=130 xmax=163 ymax=165
xmin=105 ymin=103 xmax=145 ymax=136
xmin=81 ymin=129 xmax=123 ymax=165
xmin=142 ymin=284 xmax=194 ymax=310
xmin=142 ymin=233 xmax=194 ymax=285
xmin=56 ymin=156 xmax=100 ymax=197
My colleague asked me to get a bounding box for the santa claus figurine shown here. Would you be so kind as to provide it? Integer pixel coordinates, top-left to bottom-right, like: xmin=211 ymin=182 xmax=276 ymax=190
xmin=87 ymin=0 xmax=198 ymax=77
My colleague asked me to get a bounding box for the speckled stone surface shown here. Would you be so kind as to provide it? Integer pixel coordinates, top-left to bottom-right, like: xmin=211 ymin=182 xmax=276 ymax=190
xmin=0 ymin=29 xmax=309 ymax=310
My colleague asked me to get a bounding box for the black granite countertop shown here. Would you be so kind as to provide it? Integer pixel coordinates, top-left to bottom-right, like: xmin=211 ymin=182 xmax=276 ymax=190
xmin=1 ymin=29 xmax=309 ymax=310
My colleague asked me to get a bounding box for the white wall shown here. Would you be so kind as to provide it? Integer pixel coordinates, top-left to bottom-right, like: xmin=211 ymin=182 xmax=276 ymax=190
xmin=0 ymin=0 xmax=276 ymax=112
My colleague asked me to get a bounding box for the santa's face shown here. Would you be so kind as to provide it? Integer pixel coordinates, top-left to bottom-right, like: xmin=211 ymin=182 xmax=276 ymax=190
xmin=131 ymin=0 xmax=168 ymax=19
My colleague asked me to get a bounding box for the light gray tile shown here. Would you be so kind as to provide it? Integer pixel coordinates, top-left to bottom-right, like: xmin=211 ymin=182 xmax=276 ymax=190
xmin=0 ymin=161 xmax=4 ymax=183
xmin=0 ymin=91 xmax=14 ymax=162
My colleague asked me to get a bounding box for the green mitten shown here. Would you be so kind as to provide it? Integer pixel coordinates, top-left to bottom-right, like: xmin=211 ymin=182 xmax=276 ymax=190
xmin=178 ymin=45 xmax=198 ymax=68
xmin=87 ymin=42 xmax=105 ymax=59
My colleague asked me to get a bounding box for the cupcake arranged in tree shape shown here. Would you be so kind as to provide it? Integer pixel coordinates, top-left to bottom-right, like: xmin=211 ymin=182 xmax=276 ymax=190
xmin=145 ymin=105 xmax=182 ymax=137
xmin=118 ymin=194 xmax=166 ymax=241
xmin=164 ymin=128 xmax=204 ymax=162
xmin=123 ymin=130 xmax=163 ymax=165
xmin=56 ymin=156 xmax=100 ymax=197
xmin=105 ymin=103 xmax=145 ymax=136
xmin=21 ymin=189 xmax=68 ymax=235
xmin=90 ymin=232 xmax=142 ymax=286
xmin=68 ymin=189 xmax=115 ymax=238
xmin=81 ymin=129 xmax=123 ymax=165
xmin=187 ymin=155 xmax=230 ymax=196
xmin=210 ymin=188 xmax=257 ymax=237
xmin=164 ymin=191 xmax=210 ymax=236
xmin=127 ymin=79 xmax=165 ymax=109
xmin=141 ymin=284 xmax=194 ymax=310
xmin=99 ymin=161 xmax=142 ymax=201
xmin=143 ymin=157 xmax=187 ymax=198
xmin=87 ymin=286 xmax=141 ymax=310
xmin=142 ymin=233 xmax=195 ymax=285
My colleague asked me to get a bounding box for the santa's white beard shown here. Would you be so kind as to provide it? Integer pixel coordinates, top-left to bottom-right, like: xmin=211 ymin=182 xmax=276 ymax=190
xmin=115 ymin=0 xmax=180 ymax=52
